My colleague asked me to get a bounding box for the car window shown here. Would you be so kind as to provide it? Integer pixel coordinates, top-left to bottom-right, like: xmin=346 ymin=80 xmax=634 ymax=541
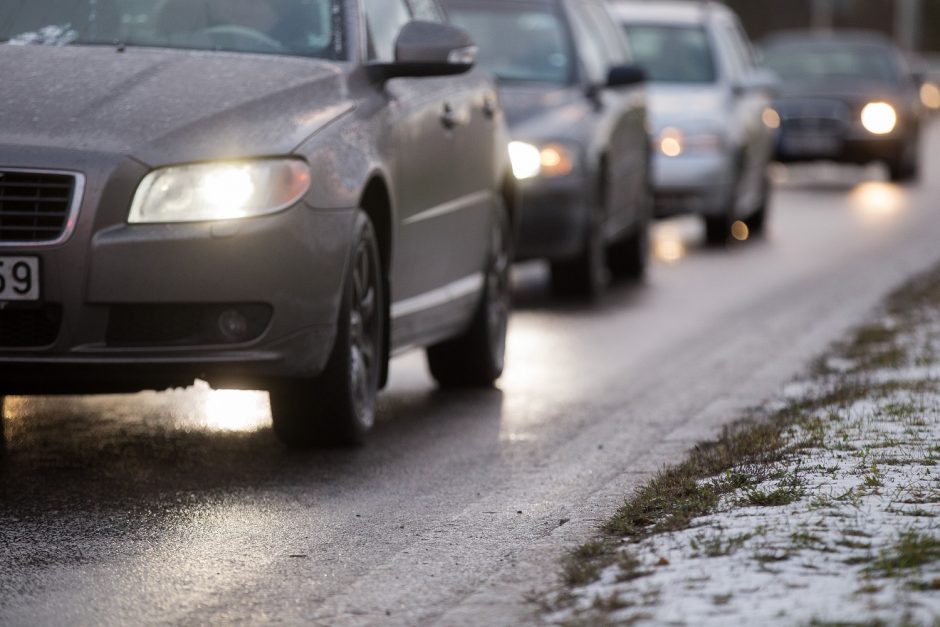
xmin=623 ymin=24 xmax=717 ymax=84
xmin=408 ymin=0 xmax=445 ymax=23
xmin=564 ymin=0 xmax=607 ymax=84
xmin=446 ymin=1 xmax=574 ymax=85
xmin=0 ymin=0 xmax=344 ymax=59
xmin=763 ymin=42 xmax=902 ymax=84
xmin=711 ymin=19 xmax=746 ymax=82
xmin=581 ymin=0 xmax=630 ymax=65
xmin=363 ymin=0 xmax=411 ymax=61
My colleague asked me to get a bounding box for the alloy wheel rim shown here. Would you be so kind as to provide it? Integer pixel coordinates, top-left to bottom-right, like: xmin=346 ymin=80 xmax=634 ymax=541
xmin=349 ymin=237 xmax=378 ymax=427
xmin=486 ymin=217 xmax=510 ymax=361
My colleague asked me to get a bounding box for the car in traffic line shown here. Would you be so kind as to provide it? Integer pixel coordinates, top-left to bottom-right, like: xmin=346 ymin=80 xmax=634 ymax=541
xmin=0 ymin=0 xmax=515 ymax=448
xmin=444 ymin=0 xmax=651 ymax=298
xmin=762 ymin=30 xmax=925 ymax=181
xmin=610 ymin=1 xmax=779 ymax=245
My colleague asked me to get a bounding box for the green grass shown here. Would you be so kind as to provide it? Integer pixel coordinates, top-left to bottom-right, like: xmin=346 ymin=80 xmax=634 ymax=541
xmin=869 ymin=530 xmax=940 ymax=577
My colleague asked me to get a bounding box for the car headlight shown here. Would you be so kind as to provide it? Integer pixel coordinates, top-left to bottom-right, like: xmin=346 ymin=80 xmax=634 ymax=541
xmin=860 ymin=102 xmax=897 ymax=135
xmin=920 ymin=82 xmax=940 ymax=110
xmin=657 ymin=127 xmax=724 ymax=157
xmin=508 ymin=141 xmax=578 ymax=180
xmin=128 ymin=159 xmax=311 ymax=224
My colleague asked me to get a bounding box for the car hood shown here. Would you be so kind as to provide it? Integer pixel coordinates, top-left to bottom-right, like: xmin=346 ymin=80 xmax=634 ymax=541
xmin=497 ymin=83 xmax=591 ymax=141
xmin=0 ymin=45 xmax=353 ymax=166
xmin=645 ymin=84 xmax=729 ymax=132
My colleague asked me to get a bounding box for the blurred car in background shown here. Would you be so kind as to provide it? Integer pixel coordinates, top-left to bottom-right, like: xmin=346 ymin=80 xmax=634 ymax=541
xmin=445 ymin=0 xmax=651 ymax=298
xmin=0 ymin=0 xmax=514 ymax=448
xmin=763 ymin=30 xmax=925 ymax=182
xmin=610 ymin=1 xmax=778 ymax=245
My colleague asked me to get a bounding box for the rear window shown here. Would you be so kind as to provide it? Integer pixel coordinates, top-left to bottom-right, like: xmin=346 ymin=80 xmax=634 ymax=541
xmin=622 ymin=24 xmax=717 ymax=84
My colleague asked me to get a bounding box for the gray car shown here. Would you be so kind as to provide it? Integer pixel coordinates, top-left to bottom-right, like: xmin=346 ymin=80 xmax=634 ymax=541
xmin=444 ymin=0 xmax=651 ymax=298
xmin=0 ymin=0 xmax=515 ymax=448
xmin=610 ymin=1 xmax=778 ymax=245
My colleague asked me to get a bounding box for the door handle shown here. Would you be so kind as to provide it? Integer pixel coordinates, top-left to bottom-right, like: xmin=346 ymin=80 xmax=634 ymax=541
xmin=441 ymin=103 xmax=459 ymax=129
xmin=482 ymin=98 xmax=496 ymax=120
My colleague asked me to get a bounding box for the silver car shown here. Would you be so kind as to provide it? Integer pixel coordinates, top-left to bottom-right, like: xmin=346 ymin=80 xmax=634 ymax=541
xmin=0 ymin=0 xmax=514 ymax=448
xmin=609 ymin=1 xmax=778 ymax=244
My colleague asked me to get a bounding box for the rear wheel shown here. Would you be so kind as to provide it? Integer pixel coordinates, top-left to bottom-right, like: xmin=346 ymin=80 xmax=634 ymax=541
xmin=269 ymin=211 xmax=385 ymax=448
xmin=427 ymin=203 xmax=512 ymax=387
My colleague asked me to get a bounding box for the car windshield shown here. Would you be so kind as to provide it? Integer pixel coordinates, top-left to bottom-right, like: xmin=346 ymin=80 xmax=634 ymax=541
xmin=446 ymin=3 xmax=573 ymax=85
xmin=763 ymin=42 xmax=899 ymax=84
xmin=622 ymin=24 xmax=717 ymax=84
xmin=0 ymin=0 xmax=344 ymax=60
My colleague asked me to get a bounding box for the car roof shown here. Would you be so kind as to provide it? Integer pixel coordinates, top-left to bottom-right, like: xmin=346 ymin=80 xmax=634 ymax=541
xmin=606 ymin=1 xmax=730 ymax=25
xmin=762 ymin=29 xmax=897 ymax=49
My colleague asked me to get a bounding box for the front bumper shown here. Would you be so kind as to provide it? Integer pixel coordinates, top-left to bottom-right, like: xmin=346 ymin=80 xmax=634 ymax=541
xmin=651 ymin=152 xmax=734 ymax=218
xmin=515 ymin=176 xmax=590 ymax=262
xmin=775 ymin=119 xmax=907 ymax=164
xmin=0 ymin=148 xmax=354 ymax=394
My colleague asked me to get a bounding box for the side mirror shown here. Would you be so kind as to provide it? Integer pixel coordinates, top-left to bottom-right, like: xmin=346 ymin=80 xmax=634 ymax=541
xmin=607 ymin=64 xmax=646 ymax=88
xmin=367 ymin=21 xmax=477 ymax=82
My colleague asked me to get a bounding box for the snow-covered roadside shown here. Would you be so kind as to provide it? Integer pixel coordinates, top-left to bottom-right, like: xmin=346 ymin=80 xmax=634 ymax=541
xmin=549 ymin=273 xmax=940 ymax=625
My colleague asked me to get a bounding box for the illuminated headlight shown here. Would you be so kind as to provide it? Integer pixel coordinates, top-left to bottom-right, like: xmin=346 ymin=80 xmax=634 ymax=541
xmin=860 ymin=102 xmax=898 ymax=135
xmin=508 ymin=141 xmax=542 ymax=180
xmin=921 ymin=82 xmax=940 ymax=110
xmin=508 ymin=141 xmax=579 ymax=180
xmin=129 ymin=159 xmax=311 ymax=224
xmin=657 ymin=128 xmax=723 ymax=157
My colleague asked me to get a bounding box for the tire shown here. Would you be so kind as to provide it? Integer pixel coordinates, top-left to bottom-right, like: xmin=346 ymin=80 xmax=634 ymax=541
xmin=269 ymin=210 xmax=385 ymax=448
xmin=705 ymin=154 xmax=745 ymax=246
xmin=746 ymin=175 xmax=771 ymax=237
xmin=704 ymin=214 xmax=732 ymax=246
xmin=607 ymin=217 xmax=649 ymax=280
xmin=888 ymin=138 xmax=919 ymax=183
xmin=550 ymin=214 xmax=607 ymax=299
xmin=427 ymin=203 xmax=512 ymax=388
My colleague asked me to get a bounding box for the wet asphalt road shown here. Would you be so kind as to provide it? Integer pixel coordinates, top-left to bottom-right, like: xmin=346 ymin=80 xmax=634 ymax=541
xmin=3 ymin=122 xmax=940 ymax=626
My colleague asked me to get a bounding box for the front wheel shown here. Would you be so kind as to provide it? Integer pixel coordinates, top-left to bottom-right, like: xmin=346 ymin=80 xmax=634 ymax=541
xmin=269 ymin=210 xmax=385 ymax=448
xmin=607 ymin=216 xmax=650 ymax=281
xmin=427 ymin=203 xmax=512 ymax=387
xmin=888 ymin=137 xmax=920 ymax=182
xmin=550 ymin=215 xmax=607 ymax=299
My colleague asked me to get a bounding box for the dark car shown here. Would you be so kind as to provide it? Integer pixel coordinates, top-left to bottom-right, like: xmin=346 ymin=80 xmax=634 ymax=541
xmin=0 ymin=0 xmax=516 ymax=448
xmin=444 ymin=0 xmax=651 ymax=298
xmin=763 ymin=30 xmax=925 ymax=181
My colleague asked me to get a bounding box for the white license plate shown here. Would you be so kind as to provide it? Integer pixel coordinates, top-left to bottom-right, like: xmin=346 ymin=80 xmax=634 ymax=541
xmin=0 ymin=256 xmax=40 ymax=301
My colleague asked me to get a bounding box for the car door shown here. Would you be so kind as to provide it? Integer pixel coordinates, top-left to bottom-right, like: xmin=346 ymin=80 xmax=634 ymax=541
xmin=363 ymin=0 xmax=482 ymax=344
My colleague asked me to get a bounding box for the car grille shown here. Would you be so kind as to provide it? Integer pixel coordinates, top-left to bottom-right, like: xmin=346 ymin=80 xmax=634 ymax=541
xmin=0 ymin=171 xmax=77 ymax=244
xmin=0 ymin=306 xmax=62 ymax=347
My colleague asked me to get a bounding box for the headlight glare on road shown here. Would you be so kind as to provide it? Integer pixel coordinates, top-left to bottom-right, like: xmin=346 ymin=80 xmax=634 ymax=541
xmin=508 ymin=141 xmax=542 ymax=180
xmin=860 ymin=102 xmax=898 ymax=135
xmin=129 ymin=159 xmax=311 ymax=224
